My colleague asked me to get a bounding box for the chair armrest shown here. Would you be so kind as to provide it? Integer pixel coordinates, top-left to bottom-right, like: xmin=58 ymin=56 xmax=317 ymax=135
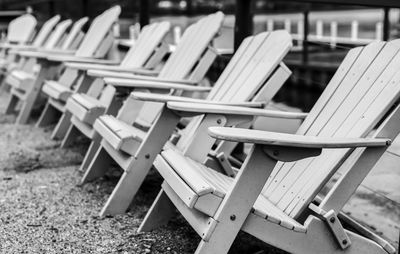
xmin=208 ymin=128 xmax=391 ymax=149
xmin=46 ymin=54 xmax=120 ymax=64
xmin=131 ymin=92 xmax=265 ymax=107
xmin=38 ymin=48 xmax=76 ymax=55
xmin=104 ymin=78 xmax=211 ymax=92
xmin=167 ymin=102 xmax=308 ymax=119
xmin=64 ymin=62 xmax=120 ymax=70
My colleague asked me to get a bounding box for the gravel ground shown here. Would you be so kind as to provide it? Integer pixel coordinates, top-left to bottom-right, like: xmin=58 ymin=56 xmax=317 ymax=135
xmin=0 ymin=93 xmax=287 ymax=253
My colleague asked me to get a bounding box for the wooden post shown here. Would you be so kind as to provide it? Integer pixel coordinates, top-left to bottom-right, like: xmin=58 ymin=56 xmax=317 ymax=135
xmin=49 ymin=0 xmax=55 ymax=16
xmin=82 ymin=0 xmax=89 ymax=17
xmin=234 ymin=0 xmax=253 ymax=50
xmin=302 ymin=10 xmax=309 ymax=63
xmin=139 ymin=0 xmax=150 ymax=27
xmin=383 ymin=7 xmax=390 ymax=41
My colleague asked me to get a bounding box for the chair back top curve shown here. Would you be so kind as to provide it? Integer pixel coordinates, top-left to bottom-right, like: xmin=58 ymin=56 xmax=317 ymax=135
xmin=75 ymin=5 xmax=121 ymax=57
xmin=60 ymin=17 xmax=89 ymax=50
xmin=133 ymin=12 xmax=224 ymax=128
xmin=177 ymin=30 xmax=293 ymax=150
xmin=7 ymin=14 xmax=37 ymax=44
xmin=42 ymin=19 xmax=72 ymax=49
xmin=263 ymin=39 xmax=400 ymax=219
xmin=120 ymin=21 xmax=171 ymax=68
xmin=157 ymin=12 xmax=224 ymax=80
xmin=32 ymin=15 xmax=61 ymax=47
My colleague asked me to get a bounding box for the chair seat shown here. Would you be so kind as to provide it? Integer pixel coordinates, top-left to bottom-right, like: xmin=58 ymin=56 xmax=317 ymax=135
xmin=66 ymin=94 xmax=106 ymax=125
xmin=93 ymin=115 xmax=146 ymax=156
xmin=42 ymin=80 xmax=72 ymax=101
xmin=158 ymin=149 xmax=306 ymax=232
xmin=6 ymin=70 xmax=35 ymax=91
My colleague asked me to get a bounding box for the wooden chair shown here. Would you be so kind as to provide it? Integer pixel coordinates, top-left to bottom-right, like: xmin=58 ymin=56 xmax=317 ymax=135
xmin=37 ymin=21 xmax=171 ymax=139
xmin=139 ymin=40 xmax=400 ymax=254
xmin=4 ymin=6 xmax=121 ymax=124
xmin=4 ymin=19 xmax=74 ymax=85
xmin=0 ymin=15 xmax=59 ymax=73
xmin=58 ymin=11 xmax=224 ymax=172
xmin=81 ymin=29 xmax=300 ymax=217
xmin=0 ymin=14 xmax=37 ymax=48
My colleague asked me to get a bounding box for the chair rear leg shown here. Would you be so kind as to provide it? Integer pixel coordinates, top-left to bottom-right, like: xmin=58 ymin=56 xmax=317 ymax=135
xmin=4 ymin=93 xmax=19 ymax=114
xmin=16 ymin=92 xmax=38 ymax=124
xmin=51 ymin=111 xmax=72 ymax=140
xmin=79 ymin=137 xmax=101 ymax=172
xmin=36 ymin=102 xmax=59 ymax=127
xmin=138 ymin=189 xmax=176 ymax=232
xmin=60 ymin=123 xmax=79 ymax=148
xmin=80 ymin=145 xmax=112 ymax=184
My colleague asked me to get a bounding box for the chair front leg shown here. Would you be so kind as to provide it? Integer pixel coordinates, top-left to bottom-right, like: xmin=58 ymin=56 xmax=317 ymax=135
xmin=99 ymin=106 xmax=182 ymax=216
xmin=195 ymin=145 xmax=278 ymax=254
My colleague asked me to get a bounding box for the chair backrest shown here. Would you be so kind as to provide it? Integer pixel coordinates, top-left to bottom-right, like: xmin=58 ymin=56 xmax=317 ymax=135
xmin=157 ymin=12 xmax=224 ymax=80
xmin=75 ymin=6 xmax=121 ymax=57
xmin=60 ymin=17 xmax=89 ymax=50
xmin=176 ymin=31 xmax=293 ymax=150
xmin=42 ymin=19 xmax=72 ymax=49
xmin=131 ymin=12 xmax=224 ymax=127
xmin=32 ymin=15 xmax=61 ymax=47
xmin=7 ymin=14 xmax=37 ymax=44
xmin=263 ymin=39 xmax=400 ymax=219
xmin=119 ymin=21 xmax=170 ymax=68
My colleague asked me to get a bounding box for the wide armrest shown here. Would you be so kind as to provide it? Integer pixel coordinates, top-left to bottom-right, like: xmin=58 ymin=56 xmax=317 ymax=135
xmin=76 ymin=65 xmax=159 ymax=76
xmin=0 ymin=44 xmax=37 ymax=51
xmin=208 ymin=127 xmax=390 ymax=149
xmin=131 ymin=92 xmax=265 ymax=108
xmin=167 ymin=102 xmax=308 ymax=119
xmin=105 ymin=78 xmax=211 ymax=92
xmin=46 ymin=54 xmax=120 ymax=65
xmin=38 ymin=48 xmax=76 ymax=55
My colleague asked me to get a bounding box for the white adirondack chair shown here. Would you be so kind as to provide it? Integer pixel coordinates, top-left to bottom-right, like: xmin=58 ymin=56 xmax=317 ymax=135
xmin=139 ymin=40 xmax=400 ymax=254
xmin=80 ymin=30 xmax=301 ymax=217
xmin=4 ymin=19 xmax=73 ymax=82
xmin=0 ymin=14 xmax=37 ymax=46
xmin=61 ymin=11 xmax=224 ymax=175
xmin=4 ymin=6 xmax=121 ymax=124
xmin=0 ymin=15 xmax=59 ymax=73
xmin=37 ymin=21 xmax=171 ymax=140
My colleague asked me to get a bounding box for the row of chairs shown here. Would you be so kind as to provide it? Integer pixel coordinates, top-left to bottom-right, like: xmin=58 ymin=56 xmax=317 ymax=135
xmin=0 ymin=7 xmax=397 ymax=254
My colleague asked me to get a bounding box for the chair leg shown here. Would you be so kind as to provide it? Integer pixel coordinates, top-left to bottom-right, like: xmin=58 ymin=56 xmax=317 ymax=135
xmin=4 ymin=93 xmax=18 ymax=114
xmin=60 ymin=123 xmax=79 ymax=148
xmin=36 ymin=102 xmax=59 ymax=127
xmin=16 ymin=92 xmax=38 ymax=124
xmin=79 ymin=138 xmax=101 ymax=172
xmin=99 ymin=156 xmax=154 ymax=216
xmin=15 ymin=64 xmax=56 ymax=124
xmin=80 ymin=145 xmax=112 ymax=184
xmin=138 ymin=189 xmax=176 ymax=232
xmin=51 ymin=111 xmax=72 ymax=140
xmin=99 ymin=106 xmax=182 ymax=215
xmin=195 ymin=146 xmax=278 ymax=254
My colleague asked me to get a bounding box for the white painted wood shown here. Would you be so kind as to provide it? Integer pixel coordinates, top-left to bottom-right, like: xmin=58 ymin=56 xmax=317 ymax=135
xmin=7 ymin=14 xmax=37 ymax=44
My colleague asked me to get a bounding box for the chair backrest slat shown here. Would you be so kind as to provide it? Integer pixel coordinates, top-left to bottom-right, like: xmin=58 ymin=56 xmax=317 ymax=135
xmin=158 ymin=12 xmax=224 ymax=79
xmin=263 ymin=39 xmax=400 ymax=219
xmin=75 ymin=6 xmax=121 ymax=57
xmin=120 ymin=21 xmax=170 ymax=68
xmin=176 ymin=31 xmax=292 ymax=150
xmin=7 ymin=14 xmax=37 ymax=44
xmin=43 ymin=19 xmax=72 ymax=49
xmin=60 ymin=17 xmax=89 ymax=50
xmin=132 ymin=12 xmax=224 ymax=127
xmin=32 ymin=15 xmax=61 ymax=47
